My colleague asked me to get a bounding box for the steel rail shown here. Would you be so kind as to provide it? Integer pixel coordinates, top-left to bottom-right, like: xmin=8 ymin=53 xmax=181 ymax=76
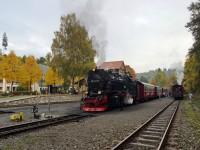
xmin=112 ymin=100 xmax=179 ymax=150
xmin=0 ymin=113 xmax=93 ymax=137
xmin=157 ymin=101 xmax=179 ymax=150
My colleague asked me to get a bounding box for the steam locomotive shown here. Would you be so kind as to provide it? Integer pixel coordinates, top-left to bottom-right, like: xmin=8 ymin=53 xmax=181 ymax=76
xmin=81 ymin=69 xmax=164 ymax=112
xmin=171 ymin=84 xmax=184 ymax=100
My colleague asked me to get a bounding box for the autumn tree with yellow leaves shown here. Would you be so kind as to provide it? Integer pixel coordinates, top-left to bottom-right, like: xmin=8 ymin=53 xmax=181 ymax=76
xmin=51 ymin=13 xmax=96 ymax=87
xmin=20 ymin=56 xmax=42 ymax=91
xmin=125 ymin=65 xmax=136 ymax=80
xmin=45 ymin=67 xmax=63 ymax=86
xmin=183 ymin=54 xmax=199 ymax=93
xmin=150 ymin=69 xmax=166 ymax=87
xmin=184 ymin=1 xmax=200 ymax=93
xmin=149 ymin=68 xmax=176 ymax=88
xmin=0 ymin=51 xmax=21 ymax=92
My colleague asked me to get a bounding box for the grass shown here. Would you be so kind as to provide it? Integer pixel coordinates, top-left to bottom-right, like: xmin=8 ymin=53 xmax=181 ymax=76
xmin=183 ymin=95 xmax=200 ymax=140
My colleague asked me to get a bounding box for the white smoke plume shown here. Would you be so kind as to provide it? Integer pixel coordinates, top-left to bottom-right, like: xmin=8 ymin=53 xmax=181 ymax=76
xmin=59 ymin=0 xmax=107 ymax=66
xmin=170 ymin=61 xmax=184 ymax=84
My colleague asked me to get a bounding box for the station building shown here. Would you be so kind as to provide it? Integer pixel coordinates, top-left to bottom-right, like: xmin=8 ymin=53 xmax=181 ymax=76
xmin=98 ymin=60 xmax=126 ymax=75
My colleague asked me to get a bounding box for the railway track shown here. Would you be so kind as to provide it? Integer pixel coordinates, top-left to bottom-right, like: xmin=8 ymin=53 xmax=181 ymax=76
xmin=112 ymin=101 xmax=179 ymax=150
xmin=0 ymin=113 xmax=93 ymax=137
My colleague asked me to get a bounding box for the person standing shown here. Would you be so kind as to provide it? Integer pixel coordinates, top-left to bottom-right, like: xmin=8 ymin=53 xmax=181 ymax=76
xmin=189 ymin=92 xmax=193 ymax=102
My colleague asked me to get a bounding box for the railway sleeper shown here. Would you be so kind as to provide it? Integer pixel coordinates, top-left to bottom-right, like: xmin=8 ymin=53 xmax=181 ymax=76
xmin=159 ymin=114 xmax=172 ymax=117
xmin=142 ymin=130 xmax=163 ymax=136
xmin=156 ymin=118 xmax=169 ymax=120
xmin=153 ymin=121 xmax=168 ymax=125
xmin=154 ymin=119 xmax=168 ymax=122
xmin=148 ymin=125 xmax=165 ymax=130
xmin=164 ymin=147 xmax=177 ymax=150
xmin=128 ymin=142 xmax=156 ymax=149
xmin=150 ymin=123 xmax=167 ymax=127
xmin=155 ymin=117 xmax=170 ymax=120
xmin=136 ymin=137 xmax=159 ymax=145
xmin=166 ymin=140 xmax=179 ymax=147
xmin=167 ymin=137 xmax=178 ymax=142
xmin=140 ymin=134 xmax=161 ymax=140
xmin=145 ymin=127 xmax=165 ymax=132
xmin=165 ymin=143 xmax=179 ymax=149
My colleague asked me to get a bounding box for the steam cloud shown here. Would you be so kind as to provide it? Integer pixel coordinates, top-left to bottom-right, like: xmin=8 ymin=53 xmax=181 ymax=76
xmin=78 ymin=1 xmax=107 ymax=66
xmin=60 ymin=0 xmax=107 ymax=66
xmin=170 ymin=61 xmax=184 ymax=84
xmin=170 ymin=61 xmax=183 ymax=72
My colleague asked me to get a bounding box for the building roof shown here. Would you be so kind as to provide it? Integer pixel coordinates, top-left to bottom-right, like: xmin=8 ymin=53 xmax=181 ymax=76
xmin=98 ymin=61 xmax=125 ymax=70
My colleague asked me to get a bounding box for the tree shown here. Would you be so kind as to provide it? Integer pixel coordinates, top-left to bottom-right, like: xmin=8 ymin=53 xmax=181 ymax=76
xmin=151 ymin=68 xmax=167 ymax=87
xmin=186 ymin=1 xmax=200 ymax=58
xmin=140 ymin=76 xmax=148 ymax=83
xmin=2 ymin=32 xmax=8 ymax=52
xmin=37 ymin=57 xmax=46 ymax=65
xmin=21 ymin=56 xmax=42 ymax=91
xmin=51 ymin=13 xmax=96 ymax=87
xmin=167 ymin=71 xmax=177 ymax=87
xmin=21 ymin=55 xmax=27 ymax=63
xmin=0 ymin=55 xmax=4 ymax=78
xmin=183 ymin=54 xmax=200 ymax=93
xmin=45 ymin=52 xmax=52 ymax=66
xmin=0 ymin=51 xmax=21 ymax=92
xmin=125 ymin=65 xmax=136 ymax=80
xmin=45 ymin=67 xmax=63 ymax=86
xmin=185 ymin=1 xmax=200 ymax=93
xmin=150 ymin=79 xmax=156 ymax=85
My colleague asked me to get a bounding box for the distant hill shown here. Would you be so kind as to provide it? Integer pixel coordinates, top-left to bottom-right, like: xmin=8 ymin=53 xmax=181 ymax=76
xmin=136 ymin=67 xmax=184 ymax=84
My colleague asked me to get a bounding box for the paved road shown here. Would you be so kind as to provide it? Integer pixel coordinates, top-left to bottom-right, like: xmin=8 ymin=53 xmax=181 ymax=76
xmin=0 ymin=101 xmax=82 ymax=127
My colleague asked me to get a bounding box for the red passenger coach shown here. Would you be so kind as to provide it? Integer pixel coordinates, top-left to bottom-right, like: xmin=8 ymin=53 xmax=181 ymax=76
xmin=135 ymin=81 xmax=158 ymax=101
xmin=135 ymin=81 xmax=145 ymax=101
xmin=143 ymin=82 xmax=158 ymax=100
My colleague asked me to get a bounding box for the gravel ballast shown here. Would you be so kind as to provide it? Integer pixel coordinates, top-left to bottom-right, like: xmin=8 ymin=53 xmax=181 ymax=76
xmin=0 ymin=98 xmax=173 ymax=150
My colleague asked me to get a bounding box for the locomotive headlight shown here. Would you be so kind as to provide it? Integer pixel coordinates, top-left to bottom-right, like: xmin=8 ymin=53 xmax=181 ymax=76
xmin=98 ymin=90 xmax=102 ymax=94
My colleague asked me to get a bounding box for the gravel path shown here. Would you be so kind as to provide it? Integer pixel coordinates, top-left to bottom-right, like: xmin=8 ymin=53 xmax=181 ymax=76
xmin=0 ymin=98 xmax=173 ymax=150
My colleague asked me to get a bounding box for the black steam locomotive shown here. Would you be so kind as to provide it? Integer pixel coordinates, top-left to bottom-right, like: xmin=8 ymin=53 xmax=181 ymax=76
xmin=171 ymin=84 xmax=184 ymax=100
xmin=81 ymin=69 xmax=137 ymax=111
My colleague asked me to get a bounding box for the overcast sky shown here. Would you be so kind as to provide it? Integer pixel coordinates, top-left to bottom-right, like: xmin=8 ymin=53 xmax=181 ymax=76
xmin=0 ymin=0 xmax=195 ymax=73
